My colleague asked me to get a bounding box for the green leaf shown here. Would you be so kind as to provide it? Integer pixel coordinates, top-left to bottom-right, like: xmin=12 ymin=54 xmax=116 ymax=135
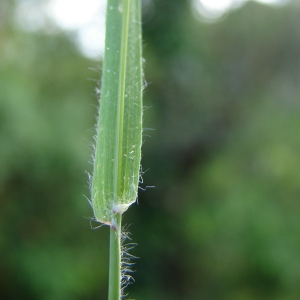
xmin=91 ymin=0 xmax=143 ymax=227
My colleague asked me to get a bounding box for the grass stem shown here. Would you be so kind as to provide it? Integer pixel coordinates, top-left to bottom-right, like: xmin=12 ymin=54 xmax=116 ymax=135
xmin=108 ymin=213 xmax=122 ymax=300
xmin=91 ymin=0 xmax=143 ymax=298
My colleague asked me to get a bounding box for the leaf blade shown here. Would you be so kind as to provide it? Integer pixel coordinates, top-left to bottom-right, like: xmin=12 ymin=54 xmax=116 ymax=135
xmin=92 ymin=0 xmax=143 ymax=226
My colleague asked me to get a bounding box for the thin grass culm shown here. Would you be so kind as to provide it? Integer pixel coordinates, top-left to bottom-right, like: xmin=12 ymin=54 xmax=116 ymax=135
xmin=90 ymin=0 xmax=143 ymax=299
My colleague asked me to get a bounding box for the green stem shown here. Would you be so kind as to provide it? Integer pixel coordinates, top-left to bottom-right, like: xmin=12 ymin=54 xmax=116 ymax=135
xmin=108 ymin=213 xmax=122 ymax=300
xmin=109 ymin=4 xmax=130 ymax=298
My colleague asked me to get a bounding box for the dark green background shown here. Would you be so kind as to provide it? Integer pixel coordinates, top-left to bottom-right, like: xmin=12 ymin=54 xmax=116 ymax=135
xmin=1 ymin=0 xmax=300 ymax=299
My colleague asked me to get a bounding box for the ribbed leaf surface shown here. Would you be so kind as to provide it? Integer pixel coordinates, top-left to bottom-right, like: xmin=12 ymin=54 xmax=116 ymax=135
xmin=92 ymin=0 xmax=142 ymax=226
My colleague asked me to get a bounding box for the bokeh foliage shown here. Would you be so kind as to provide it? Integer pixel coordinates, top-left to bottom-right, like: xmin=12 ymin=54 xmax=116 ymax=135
xmin=1 ymin=0 xmax=300 ymax=299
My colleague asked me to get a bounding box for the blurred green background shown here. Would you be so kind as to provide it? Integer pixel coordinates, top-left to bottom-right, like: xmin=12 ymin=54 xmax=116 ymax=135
xmin=1 ymin=0 xmax=300 ymax=299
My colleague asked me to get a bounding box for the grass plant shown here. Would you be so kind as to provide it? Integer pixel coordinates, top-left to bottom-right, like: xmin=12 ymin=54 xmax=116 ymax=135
xmin=90 ymin=0 xmax=143 ymax=299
